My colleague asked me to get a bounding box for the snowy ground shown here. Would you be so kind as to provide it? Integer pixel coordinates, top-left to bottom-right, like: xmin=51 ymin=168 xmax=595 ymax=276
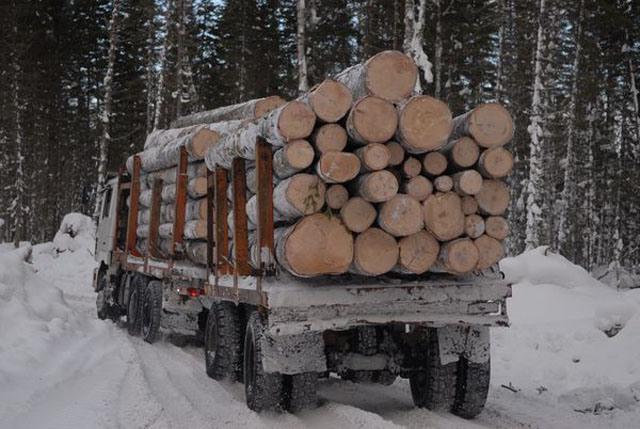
xmin=1 ymin=218 xmax=639 ymax=428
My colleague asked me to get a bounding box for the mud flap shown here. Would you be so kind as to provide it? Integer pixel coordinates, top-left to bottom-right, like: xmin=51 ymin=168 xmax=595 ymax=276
xmin=261 ymin=331 xmax=327 ymax=374
xmin=437 ymin=325 xmax=490 ymax=365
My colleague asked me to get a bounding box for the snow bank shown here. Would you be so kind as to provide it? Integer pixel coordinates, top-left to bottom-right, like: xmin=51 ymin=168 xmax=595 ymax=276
xmin=493 ymin=247 xmax=640 ymax=415
xmin=0 ymin=246 xmax=74 ymax=384
xmin=53 ymin=213 xmax=95 ymax=254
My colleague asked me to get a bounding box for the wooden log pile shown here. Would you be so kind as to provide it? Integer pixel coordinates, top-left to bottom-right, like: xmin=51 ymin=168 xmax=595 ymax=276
xmin=201 ymin=50 xmax=514 ymax=278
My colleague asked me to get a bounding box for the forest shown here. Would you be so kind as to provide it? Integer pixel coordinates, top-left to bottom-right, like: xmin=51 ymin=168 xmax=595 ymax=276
xmin=0 ymin=0 xmax=638 ymax=275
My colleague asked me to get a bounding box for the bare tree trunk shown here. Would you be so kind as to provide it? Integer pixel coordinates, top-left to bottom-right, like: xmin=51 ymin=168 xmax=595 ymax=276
xmin=11 ymin=32 xmax=25 ymax=247
xmin=525 ymin=0 xmax=546 ymax=250
xmin=297 ymin=0 xmax=309 ymax=93
xmin=403 ymin=0 xmax=432 ymax=92
xmin=433 ymin=0 xmax=443 ymax=98
xmin=95 ymin=0 xmax=122 ymax=219
xmin=625 ymin=30 xmax=640 ymax=144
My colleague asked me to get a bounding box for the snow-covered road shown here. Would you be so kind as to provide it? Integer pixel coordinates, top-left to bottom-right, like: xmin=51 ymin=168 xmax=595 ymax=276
xmin=1 ymin=235 xmax=639 ymax=429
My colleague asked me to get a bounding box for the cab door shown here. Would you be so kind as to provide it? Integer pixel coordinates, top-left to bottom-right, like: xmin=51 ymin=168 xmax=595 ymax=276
xmin=95 ymin=179 xmax=119 ymax=264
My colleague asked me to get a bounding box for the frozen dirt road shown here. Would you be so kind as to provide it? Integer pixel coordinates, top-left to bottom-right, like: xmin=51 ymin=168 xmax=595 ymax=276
xmin=1 ymin=242 xmax=639 ymax=429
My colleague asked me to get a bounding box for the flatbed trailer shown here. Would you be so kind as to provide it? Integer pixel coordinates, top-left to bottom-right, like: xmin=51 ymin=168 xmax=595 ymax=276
xmin=94 ymin=138 xmax=511 ymax=417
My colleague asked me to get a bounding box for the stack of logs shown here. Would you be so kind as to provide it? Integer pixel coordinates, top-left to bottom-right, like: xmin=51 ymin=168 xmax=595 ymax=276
xmin=130 ymin=50 xmax=514 ymax=278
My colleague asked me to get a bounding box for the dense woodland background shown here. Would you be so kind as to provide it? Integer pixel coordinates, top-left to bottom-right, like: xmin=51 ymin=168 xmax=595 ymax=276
xmin=0 ymin=0 xmax=638 ymax=275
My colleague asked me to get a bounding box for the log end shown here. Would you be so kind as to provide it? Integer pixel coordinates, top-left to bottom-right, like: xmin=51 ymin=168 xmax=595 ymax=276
xmin=357 ymin=170 xmax=399 ymax=203
xmin=353 ymin=228 xmax=399 ymax=276
xmin=349 ymin=96 xmax=398 ymax=144
xmin=284 ymin=139 xmax=315 ymax=170
xmin=386 ymin=141 xmax=406 ymax=166
xmin=398 ymin=230 xmax=439 ymax=274
xmin=441 ymin=238 xmax=480 ymax=274
xmin=451 ymin=137 xmax=480 ymax=168
xmin=325 ymin=184 xmax=349 ymax=210
xmin=314 ymin=123 xmax=348 ymax=153
xmin=340 ymin=197 xmax=377 ymax=233
xmin=479 ymin=146 xmax=514 ymax=178
xmin=397 ymin=96 xmax=453 ymax=153
xmin=476 ymin=180 xmax=510 ymax=216
xmin=278 ymin=101 xmax=317 ymax=141
xmin=255 ymin=95 xmax=287 ymax=118
xmin=317 ymin=152 xmax=361 ymax=183
xmin=365 ymin=50 xmax=418 ymax=102
xmin=309 ymin=79 xmax=353 ymax=122
xmin=378 ymin=194 xmax=424 ymax=237
xmin=422 ymin=152 xmax=447 ymax=176
xmin=423 ymin=192 xmax=465 ymax=241
xmin=474 ymin=234 xmax=505 ymax=270
xmin=468 ymin=103 xmax=514 ymax=147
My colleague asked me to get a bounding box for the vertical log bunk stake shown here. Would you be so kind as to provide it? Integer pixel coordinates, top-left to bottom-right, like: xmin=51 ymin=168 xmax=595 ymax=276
xmin=255 ymin=137 xmax=275 ymax=300
xmin=172 ymin=147 xmax=188 ymax=256
xmin=148 ymin=178 xmax=163 ymax=258
xmin=214 ymin=168 xmax=231 ymax=280
xmin=232 ymin=158 xmax=251 ymax=282
xmin=125 ymin=155 xmax=141 ymax=256
xmin=206 ymin=169 xmax=215 ymax=289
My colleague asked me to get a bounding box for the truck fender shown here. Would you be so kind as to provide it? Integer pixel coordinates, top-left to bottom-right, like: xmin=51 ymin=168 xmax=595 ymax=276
xmin=437 ymin=325 xmax=490 ymax=365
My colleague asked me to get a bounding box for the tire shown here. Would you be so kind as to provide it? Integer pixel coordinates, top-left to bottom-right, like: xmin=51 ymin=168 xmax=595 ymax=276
xmin=205 ymin=301 xmax=243 ymax=381
xmin=244 ymin=311 xmax=284 ymax=413
xmin=126 ymin=281 xmax=142 ymax=336
xmin=283 ymin=373 xmax=318 ymax=412
xmin=96 ymin=289 xmax=108 ymax=320
xmin=141 ymin=280 xmax=162 ymax=344
xmin=409 ymin=328 xmax=457 ymax=411
xmin=452 ymin=357 xmax=490 ymax=419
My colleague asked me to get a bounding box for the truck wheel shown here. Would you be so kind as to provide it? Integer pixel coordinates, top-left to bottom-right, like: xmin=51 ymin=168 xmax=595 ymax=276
xmin=126 ymin=282 xmax=142 ymax=336
xmin=243 ymin=311 xmax=283 ymax=412
xmin=409 ymin=328 xmax=457 ymax=411
xmin=452 ymin=357 xmax=490 ymax=419
xmin=141 ymin=280 xmax=163 ymax=344
xmin=205 ymin=301 xmax=242 ymax=381
xmin=96 ymin=290 xmax=108 ymax=320
xmin=283 ymin=373 xmax=318 ymax=412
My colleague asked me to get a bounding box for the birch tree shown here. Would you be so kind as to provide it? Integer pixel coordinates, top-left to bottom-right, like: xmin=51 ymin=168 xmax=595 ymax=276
xmin=95 ymin=0 xmax=122 ymax=209
xmin=297 ymin=0 xmax=309 ymax=93
xmin=403 ymin=0 xmax=433 ymax=92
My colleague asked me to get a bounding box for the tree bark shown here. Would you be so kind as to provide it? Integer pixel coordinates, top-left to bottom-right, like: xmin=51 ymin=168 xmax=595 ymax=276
xmin=352 ymin=228 xmax=399 ymax=275
xmin=334 ymin=50 xmax=417 ymax=102
xmin=170 ymin=96 xmax=285 ymax=128
xmin=272 ymin=139 xmax=315 ymax=179
xmin=275 ymin=213 xmax=354 ymax=277
xmin=378 ymin=194 xmax=424 ymax=237
xmin=423 ymin=192 xmax=464 ymax=241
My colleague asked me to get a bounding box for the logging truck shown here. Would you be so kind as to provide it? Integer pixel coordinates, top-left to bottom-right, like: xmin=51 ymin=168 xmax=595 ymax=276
xmin=93 ymin=139 xmax=510 ymax=417
xmin=93 ymin=50 xmax=514 ymax=418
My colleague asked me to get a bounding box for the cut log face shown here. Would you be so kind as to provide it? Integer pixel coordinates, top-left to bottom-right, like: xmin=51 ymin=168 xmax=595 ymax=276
xmin=346 ymin=96 xmax=398 ymax=145
xmin=272 ymin=139 xmax=315 ymax=179
xmin=325 ymin=184 xmax=349 ymax=210
xmin=307 ymin=79 xmax=353 ymax=122
xmin=378 ymin=194 xmax=424 ymax=237
xmin=453 ymin=170 xmax=483 ymax=196
xmin=474 ymin=234 xmax=505 ymax=270
xmin=422 ymin=152 xmax=447 ymax=176
xmin=485 ymin=216 xmax=509 ymax=240
xmin=340 ymin=197 xmax=377 ymax=233
xmin=397 ymin=230 xmax=439 ymax=274
xmin=386 ymin=141 xmax=406 ymax=166
xmin=355 ymin=143 xmax=391 ymax=171
xmin=273 ymin=173 xmax=326 ymax=218
xmin=276 ymin=214 xmax=354 ymax=277
xmin=439 ymin=238 xmax=480 ymax=274
xmin=464 ymin=214 xmax=486 ymax=239
xmin=402 ymin=157 xmax=422 ymax=178
xmin=354 ymin=170 xmax=399 ymax=203
xmin=444 ymin=137 xmax=480 ymax=168
xmin=423 ymin=192 xmax=465 ymax=241
xmin=273 ymin=100 xmax=317 ymax=142
xmin=396 ymin=96 xmax=453 ymax=153
xmin=312 ymin=123 xmax=348 ymax=153
xmin=185 ymin=241 xmax=208 ymax=265
xmin=401 ymin=175 xmax=432 ymax=201
xmin=476 ymin=180 xmax=510 ymax=215
xmin=450 ymin=103 xmax=514 ymax=148
xmin=461 ymin=196 xmax=478 ymax=215
xmin=434 ymin=175 xmax=453 ymax=192
xmin=335 ymin=50 xmax=418 ymax=102
xmin=352 ymin=228 xmax=399 ymax=275
xmin=478 ymin=146 xmax=514 ymax=178
xmin=316 ymin=152 xmax=361 ymax=183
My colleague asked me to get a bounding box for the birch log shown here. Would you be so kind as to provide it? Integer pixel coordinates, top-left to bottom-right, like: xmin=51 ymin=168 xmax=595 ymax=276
xmin=143 ymin=162 xmax=207 ymax=187
xmin=422 ymin=151 xmax=447 ymax=176
xmin=346 ymin=96 xmax=398 ymax=145
xmin=396 ymin=96 xmax=453 ymax=153
xmin=334 ymin=50 xmax=418 ymax=102
xmin=355 ymin=143 xmax=391 ymax=171
xmin=461 ymin=196 xmax=478 ymax=215
xmin=401 ymin=156 xmax=422 ymax=178
xmin=312 ymin=123 xmax=348 ymax=153
xmin=475 ymin=180 xmax=510 ymax=215
xmin=184 ymin=241 xmax=209 ymax=265
xmin=397 ymin=230 xmax=439 ymax=274
xmin=340 ymin=197 xmax=377 ymax=233
xmin=316 ymin=152 xmax=361 ymax=183
xmin=378 ymin=194 xmax=424 ymax=237
xmin=478 ymin=147 xmax=514 ymax=178
xmin=297 ymin=79 xmax=353 ymax=122
xmin=170 ymin=96 xmax=286 ymax=128
xmin=438 ymin=238 xmax=479 ymax=274
xmin=464 ymin=214 xmax=486 ymax=239
xmin=272 ymin=173 xmax=326 ymax=218
xmin=474 ymin=234 xmax=504 ymax=270
xmin=386 ymin=141 xmax=406 ymax=166
xmin=449 ymin=103 xmax=514 ymax=148
xmin=485 ymin=216 xmax=509 ymax=240
xmin=401 ymin=175 xmax=432 ymax=201
xmin=352 ymin=228 xmax=399 ymax=276
xmin=352 ymin=170 xmax=399 ymax=203
xmin=439 ymin=136 xmax=480 ymax=169
xmin=275 ymin=214 xmax=354 ymax=277
xmin=433 ymin=175 xmax=453 ymax=192
xmin=325 ymin=184 xmax=349 ymax=209
xmin=423 ymin=192 xmax=465 ymax=241
xmin=452 ymin=170 xmax=483 ymax=196
xmin=157 ymin=220 xmax=207 ymax=240
xmin=272 ymin=139 xmax=315 ymax=179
